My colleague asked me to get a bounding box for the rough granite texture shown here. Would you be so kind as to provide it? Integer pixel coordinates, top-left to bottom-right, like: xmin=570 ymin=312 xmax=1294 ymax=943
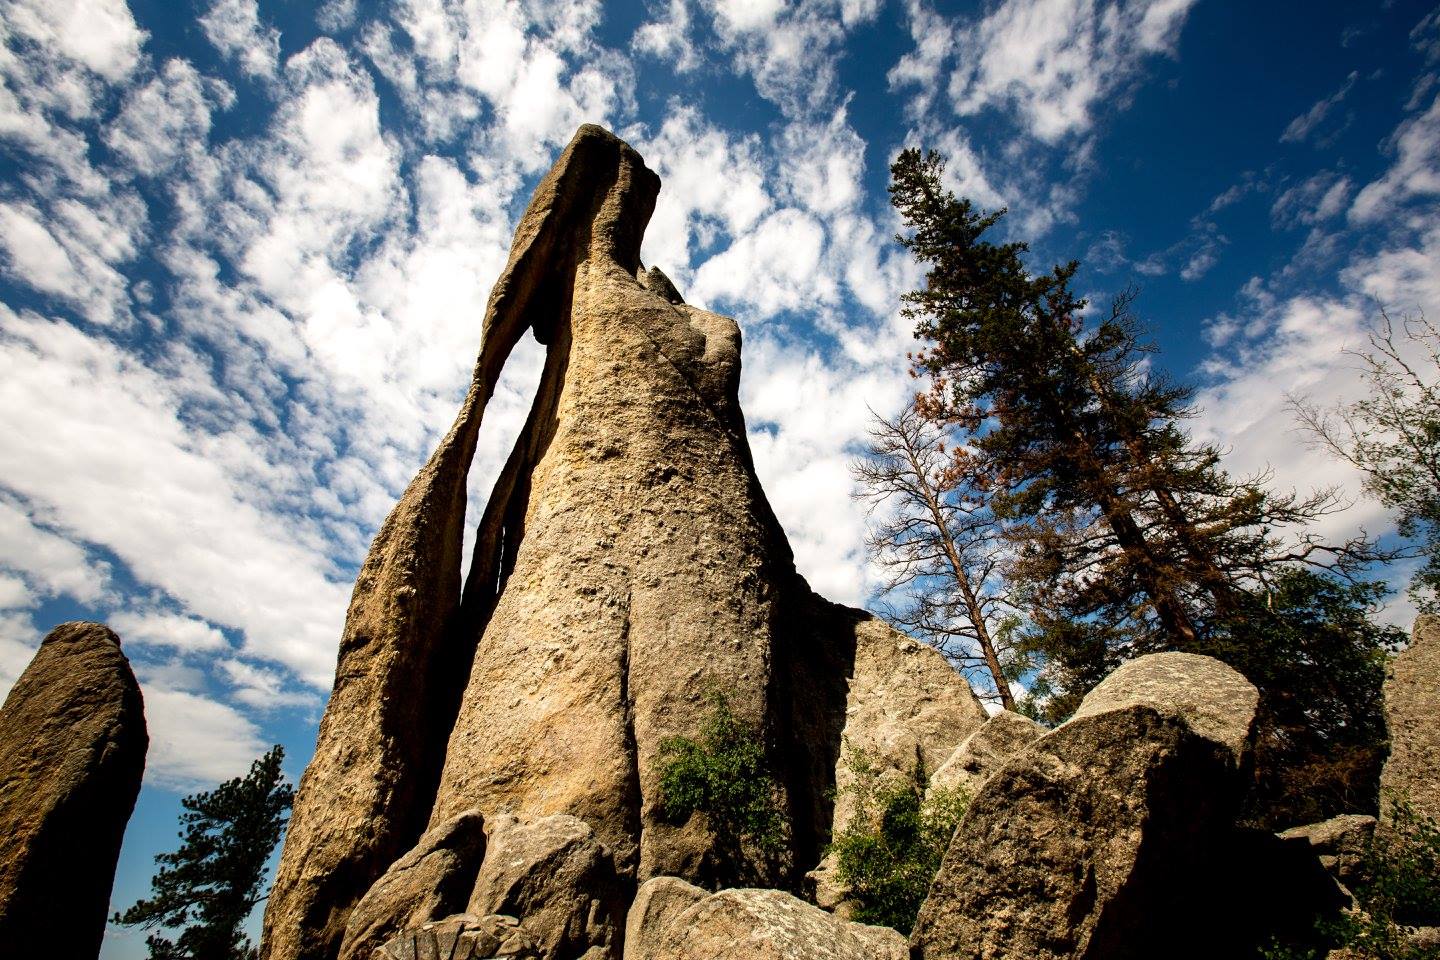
xmin=264 ymin=124 xmax=982 ymax=958
xmin=1278 ymin=815 xmax=1376 ymax=888
xmin=650 ymin=888 xmax=908 ymax=960
xmin=1069 ymin=650 xmax=1260 ymax=767
xmin=910 ymin=706 xmax=1239 ymax=960
xmin=1379 ymin=615 xmax=1440 ymax=825
xmin=373 ymin=913 xmax=540 ymax=960
xmin=338 ymin=810 xmax=487 ymax=960
xmin=466 ymin=814 xmax=624 ymax=960
xmin=0 ymin=621 xmax=147 ymax=958
xmin=928 ymin=711 xmax=1044 ymax=800
xmin=623 ymin=875 xmax=708 ymax=960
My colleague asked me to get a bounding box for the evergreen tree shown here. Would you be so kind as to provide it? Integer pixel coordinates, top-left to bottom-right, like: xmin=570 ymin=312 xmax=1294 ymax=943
xmin=114 ymin=745 xmax=294 ymax=960
xmin=888 ymin=148 xmax=1390 ymax=824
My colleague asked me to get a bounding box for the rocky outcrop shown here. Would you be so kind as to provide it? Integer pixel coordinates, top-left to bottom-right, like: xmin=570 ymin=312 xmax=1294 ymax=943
xmin=911 ymin=653 xmax=1261 ymax=960
xmin=623 ymin=876 xmax=707 ymax=960
xmin=265 ymin=124 xmax=982 ymax=957
xmin=465 ymin=814 xmax=625 ymax=960
xmin=374 ymin=913 xmax=540 ymax=960
xmin=928 ymin=711 xmax=1044 ymax=800
xmin=1379 ymin=615 xmax=1440 ymax=824
xmin=0 ymin=621 xmax=147 ymax=957
xmin=1278 ymin=814 xmax=1376 ymax=888
xmin=648 ymin=887 xmax=908 ymax=960
xmin=338 ymin=810 xmax=487 ymax=960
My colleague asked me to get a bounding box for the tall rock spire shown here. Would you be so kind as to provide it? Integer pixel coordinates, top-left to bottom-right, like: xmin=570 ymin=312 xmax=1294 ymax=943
xmin=262 ymin=126 xmax=984 ymax=960
xmin=0 ymin=621 xmax=148 ymax=958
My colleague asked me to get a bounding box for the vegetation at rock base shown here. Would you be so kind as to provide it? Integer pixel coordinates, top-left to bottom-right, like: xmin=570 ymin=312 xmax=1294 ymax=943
xmin=880 ymin=145 xmax=1400 ymax=828
xmin=1294 ymin=312 xmax=1440 ymax=615
xmin=655 ymin=692 xmax=786 ymax=885
xmin=113 ymin=745 xmax=294 ymax=960
xmin=829 ymin=749 xmax=969 ymax=935
xmin=1264 ymin=798 xmax=1440 ymax=960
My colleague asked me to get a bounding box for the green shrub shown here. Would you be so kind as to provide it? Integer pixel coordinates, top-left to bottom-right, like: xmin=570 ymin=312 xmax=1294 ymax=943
xmin=654 ymin=692 xmax=786 ymax=884
xmin=1264 ymin=798 xmax=1440 ymax=960
xmin=829 ymin=749 xmax=969 ymax=934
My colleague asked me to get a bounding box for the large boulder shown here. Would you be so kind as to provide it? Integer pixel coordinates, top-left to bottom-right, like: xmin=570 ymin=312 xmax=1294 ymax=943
xmin=338 ymin=810 xmax=487 ymax=960
xmin=623 ymin=875 xmax=708 ymax=960
xmin=465 ymin=814 xmax=625 ymax=960
xmin=0 ymin=621 xmax=147 ymax=958
xmin=648 ymin=887 xmax=908 ymax=960
xmin=1069 ymin=650 xmax=1259 ymax=766
xmin=911 ymin=653 xmax=1263 ymax=960
xmin=928 ymin=711 xmax=1044 ymax=800
xmin=1379 ymin=615 xmax=1440 ymax=824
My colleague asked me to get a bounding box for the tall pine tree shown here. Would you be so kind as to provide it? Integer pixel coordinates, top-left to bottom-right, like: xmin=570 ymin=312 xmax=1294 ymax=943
xmin=114 ymin=745 xmax=294 ymax=960
xmin=889 ymin=147 xmax=1392 ymax=825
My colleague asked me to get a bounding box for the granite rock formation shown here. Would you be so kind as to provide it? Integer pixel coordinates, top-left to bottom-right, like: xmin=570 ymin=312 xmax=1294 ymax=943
xmin=623 ymin=876 xmax=708 ymax=960
xmin=374 ymin=913 xmax=540 ymax=960
xmin=0 ymin=621 xmax=148 ymax=958
xmin=465 ymin=814 xmax=625 ymax=960
xmin=263 ymin=124 xmax=979 ymax=960
xmin=1278 ymin=814 xmax=1377 ymax=889
xmin=928 ymin=711 xmax=1044 ymax=800
xmin=1379 ymin=614 xmax=1440 ymax=824
xmin=911 ymin=653 xmax=1260 ymax=960
xmin=338 ymin=810 xmax=487 ymax=960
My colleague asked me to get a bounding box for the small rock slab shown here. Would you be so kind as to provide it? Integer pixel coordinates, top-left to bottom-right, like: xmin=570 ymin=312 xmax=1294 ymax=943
xmin=624 ymin=875 xmax=708 ymax=960
xmin=372 ymin=913 xmax=539 ymax=960
xmin=340 ymin=809 xmax=487 ymax=960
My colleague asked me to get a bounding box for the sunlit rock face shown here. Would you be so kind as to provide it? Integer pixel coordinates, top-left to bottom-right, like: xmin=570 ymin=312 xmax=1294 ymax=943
xmin=262 ymin=125 xmax=983 ymax=960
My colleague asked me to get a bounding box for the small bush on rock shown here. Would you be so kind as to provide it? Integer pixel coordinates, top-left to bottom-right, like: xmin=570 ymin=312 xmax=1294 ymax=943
xmin=830 ymin=749 xmax=969 ymax=935
xmin=655 ymin=692 xmax=786 ymax=884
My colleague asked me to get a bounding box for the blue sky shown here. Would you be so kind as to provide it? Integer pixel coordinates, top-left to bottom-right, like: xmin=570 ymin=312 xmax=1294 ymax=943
xmin=0 ymin=0 xmax=1436 ymax=955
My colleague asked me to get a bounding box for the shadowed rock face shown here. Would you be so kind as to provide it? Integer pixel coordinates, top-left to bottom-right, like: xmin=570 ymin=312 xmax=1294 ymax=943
xmin=0 ymin=621 xmax=147 ymax=958
xmin=1380 ymin=614 xmax=1440 ymax=825
xmin=911 ymin=653 xmax=1265 ymax=960
xmin=263 ymin=125 xmax=981 ymax=960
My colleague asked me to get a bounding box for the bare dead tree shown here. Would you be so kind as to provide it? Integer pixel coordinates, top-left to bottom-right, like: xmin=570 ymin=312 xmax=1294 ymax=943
xmin=852 ymin=400 xmax=1020 ymax=708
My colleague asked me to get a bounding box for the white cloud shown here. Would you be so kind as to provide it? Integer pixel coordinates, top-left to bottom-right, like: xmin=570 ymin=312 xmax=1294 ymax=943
xmin=217 ymin=657 xmax=317 ymax=711
xmin=0 ymin=496 xmax=110 ymax=603
xmin=1280 ymin=71 xmax=1356 ymax=145
xmin=2 ymin=0 xmax=146 ymax=81
xmin=1351 ymin=92 xmax=1440 ymax=223
xmin=0 ymin=308 xmax=350 ymax=687
xmin=1271 ymin=171 xmax=1353 ymax=228
xmin=633 ymin=0 xmax=700 ymax=72
xmin=199 ymin=0 xmax=282 ymax=81
xmin=138 ymin=683 xmax=269 ymax=790
xmin=109 ymin=610 xmax=231 ymax=653
xmin=105 ymin=58 xmax=227 ymax=177
xmin=893 ymin=0 xmax=1197 ymax=143
xmin=692 ymin=208 xmax=832 ymax=317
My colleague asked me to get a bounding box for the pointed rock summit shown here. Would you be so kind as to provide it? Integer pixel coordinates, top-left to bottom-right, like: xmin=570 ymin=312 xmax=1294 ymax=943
xmin=262 ymin=125 xmax=984 ymax=960
xmin=0 ymin=621 xmax=148 ymax=958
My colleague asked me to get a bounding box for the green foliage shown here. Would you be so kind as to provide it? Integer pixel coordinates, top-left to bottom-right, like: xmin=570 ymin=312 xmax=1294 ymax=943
xmin=654 ymin=693 xmax=786 ymax=884
xmin=114 ymin=745 xmax=294 ymax=960
xmin=829 ymin=750 xmax=969 ymax=934
xmin=1263 ymin=799 xmax=1440 ymax=960
xmin=889 ymin=145 xmax=1392 ymax=827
